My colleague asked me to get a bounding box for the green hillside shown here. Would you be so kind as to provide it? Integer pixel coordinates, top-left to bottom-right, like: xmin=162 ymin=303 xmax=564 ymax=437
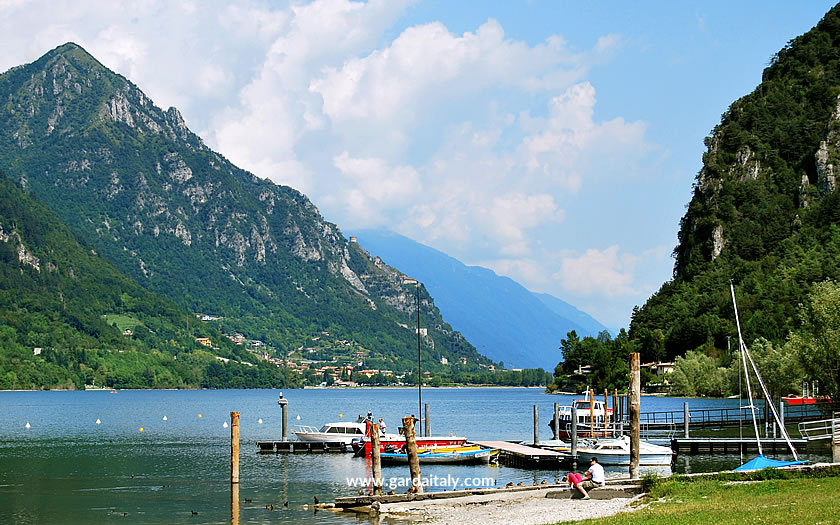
xmin=0 ymin=175 xmax=297 ymax=389
xmin=630 ymin=5 xmax=840 ymax=362
xmin=0 ymin=43 xmax=498 ymax=383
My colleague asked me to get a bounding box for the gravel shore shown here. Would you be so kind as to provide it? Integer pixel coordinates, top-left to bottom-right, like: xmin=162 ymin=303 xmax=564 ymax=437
xmin=378 ymin=489 xmax=644 ymax=525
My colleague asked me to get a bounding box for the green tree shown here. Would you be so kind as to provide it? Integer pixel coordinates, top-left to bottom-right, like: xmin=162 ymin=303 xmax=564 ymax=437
xmin=789 ymin=280 xmax=840 ymax=400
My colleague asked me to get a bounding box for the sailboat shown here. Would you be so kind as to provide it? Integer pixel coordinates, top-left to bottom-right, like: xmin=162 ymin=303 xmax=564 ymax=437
xmin=730 ymin=282 xmax=807 ymax=471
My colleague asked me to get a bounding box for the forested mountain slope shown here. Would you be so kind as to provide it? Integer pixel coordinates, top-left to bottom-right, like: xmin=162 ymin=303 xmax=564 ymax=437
xmin=0 ymin=43 xmax=491 ymax=377
xmin=630 ymin=5 xmax=840 ymax=361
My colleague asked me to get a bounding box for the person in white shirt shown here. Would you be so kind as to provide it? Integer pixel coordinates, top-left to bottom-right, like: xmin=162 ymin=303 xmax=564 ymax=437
xmin=568 ymin=456 xmax=605 ymax=500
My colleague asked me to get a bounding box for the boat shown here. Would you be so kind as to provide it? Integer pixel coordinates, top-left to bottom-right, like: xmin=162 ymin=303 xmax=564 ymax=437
xmin=379 ymin=445 xmax=499 ymax=465
xmin=782 ymin=395 xmax=817 ymax=406
xmin=538 ymin=435 xmax=673 ymax=466
xmin=358 ymin=433 xmax=468 ymax=457
xmin=730 ymin=282 xmax=807 ymax=471
xmin=292 ymin=416 xmax=400 ymax=445
xmin=547 ymin=391 xmax=614 ymax=439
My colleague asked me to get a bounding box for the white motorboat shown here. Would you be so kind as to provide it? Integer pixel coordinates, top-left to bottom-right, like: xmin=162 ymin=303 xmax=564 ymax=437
xmin=539 ymin=435 xmax=674 ymax=466
xmin=292 ymin=417 xmax=399 ymax=445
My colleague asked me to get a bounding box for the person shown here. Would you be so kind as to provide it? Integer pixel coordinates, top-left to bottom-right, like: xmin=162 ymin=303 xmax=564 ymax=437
xmin=567 ymin=456 xmax=605 ymax=500
xmin=378 ymin=418 xmax=387 ymax=435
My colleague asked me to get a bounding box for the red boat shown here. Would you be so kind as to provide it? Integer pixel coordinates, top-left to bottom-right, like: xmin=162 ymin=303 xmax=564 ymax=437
xmin=783 ymin=395 xmax=830 ymax=405
xmin=355 ymin=420 xmax=466 ymax=456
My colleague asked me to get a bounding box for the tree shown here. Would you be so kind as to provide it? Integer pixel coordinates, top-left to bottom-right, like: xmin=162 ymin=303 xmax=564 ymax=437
xmin=670 ymin=351 xmax=728 ymax=397
xmin=789 ymin=280 xmax=840 ymax=400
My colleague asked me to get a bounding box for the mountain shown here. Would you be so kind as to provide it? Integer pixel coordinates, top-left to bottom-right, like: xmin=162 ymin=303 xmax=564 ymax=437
xmin=630 ymin=5 xmax=840 ymax=360
xmin=0 ymin=175 xmax=300 ymax=390
xmin=0 ymin=43 xmax=492 ymax=377
xmin=353 ymin=229 xmax=608 ymax=369
xmin=532 ymin=292 xmax=611 ymax=336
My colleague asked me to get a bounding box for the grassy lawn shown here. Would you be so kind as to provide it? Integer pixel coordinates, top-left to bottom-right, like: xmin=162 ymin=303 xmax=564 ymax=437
xmin=559 ymin=473 xmax=840 ymax=524
xmin=102 ymin=314 xmax=141 ymax=332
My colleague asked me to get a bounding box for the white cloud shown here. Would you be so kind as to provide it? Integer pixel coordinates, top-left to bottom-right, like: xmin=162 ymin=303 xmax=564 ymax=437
xmin=556 ymin=246 xmax=638 ymax=297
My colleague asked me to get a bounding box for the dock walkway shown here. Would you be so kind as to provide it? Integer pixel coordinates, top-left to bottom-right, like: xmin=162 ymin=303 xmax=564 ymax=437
xmin=471 ymin=440 xmax=564 ymax=467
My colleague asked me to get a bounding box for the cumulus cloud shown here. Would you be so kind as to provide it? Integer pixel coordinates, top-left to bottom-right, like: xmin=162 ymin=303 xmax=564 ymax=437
xmin=0 ymin=0 xmax=665 ymax=327
xmin=556 ymin=246 xmax=639 ymax=297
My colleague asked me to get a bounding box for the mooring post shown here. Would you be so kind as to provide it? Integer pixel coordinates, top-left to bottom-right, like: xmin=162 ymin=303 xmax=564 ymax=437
xmin=684 ymin=402 xmax=690 ymax=438
xmin=832 ymin=417 xmax=840 ymax=463
xmin=277 ymin=392 xmax=288 ymax=441
xmin=402 ymin=416 xmax=423 ymax=494
xmin=231 ymin=411 xmax=240 ymax=484
xmin=425 ymin=403 xmax=430 ymax=437
xmin=630 ymin=353 xmax=641 ymax=479
xmin=553 ymin=402 xmax=560 ymax=441
xmin=533 ymin=404 xmax=539 ymax=445
xmin=612 ymin=390 xmax=619 ymax=437
xmin=231 ymin=479 xmax=240 ymax=525
xmin=570 ymin=404 xmax=578 ymax=464
xmin=780 ymin=400 xmax=785 ymax=431
xmin=371 ymin=422 xmax=383 ymax=495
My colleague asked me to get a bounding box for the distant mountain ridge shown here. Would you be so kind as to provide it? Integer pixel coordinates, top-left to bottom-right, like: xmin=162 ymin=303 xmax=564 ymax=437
xmin=0 ymin=43 xmax=491 ymax=376
xmin=353 ymin=229 xmax=608 ymax=370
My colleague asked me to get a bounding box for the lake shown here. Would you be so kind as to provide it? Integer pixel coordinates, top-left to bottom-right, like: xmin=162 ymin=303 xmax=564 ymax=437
xmin=0 ymin=388 xmax=829 ymax=524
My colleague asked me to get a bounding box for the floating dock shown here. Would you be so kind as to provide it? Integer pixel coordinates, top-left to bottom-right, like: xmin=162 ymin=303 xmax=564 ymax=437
xmin=470 ymin=440 xmax=565 ymax=468
xmin=256 ymin=441 xmax=351 ymax=453
xmin=671 ymin=437 xmax=808 ymax=454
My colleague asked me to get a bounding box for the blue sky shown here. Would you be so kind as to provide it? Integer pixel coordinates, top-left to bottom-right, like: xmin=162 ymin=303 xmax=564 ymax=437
xmin=1 ymin=1 xmax=836 ymax=329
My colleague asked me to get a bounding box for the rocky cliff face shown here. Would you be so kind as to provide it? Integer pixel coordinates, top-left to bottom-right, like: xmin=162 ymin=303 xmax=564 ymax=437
xmin=0 ymin=43 xmax=488 ymax=368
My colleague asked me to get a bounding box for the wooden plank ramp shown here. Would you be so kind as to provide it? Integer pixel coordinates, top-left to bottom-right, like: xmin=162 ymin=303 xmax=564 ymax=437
xmin=471 ymin=440 xmax=565 ymax=468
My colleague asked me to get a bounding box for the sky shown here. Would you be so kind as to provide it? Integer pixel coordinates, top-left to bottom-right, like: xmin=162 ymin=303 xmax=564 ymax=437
xmin=0 ymin=0 xmax=837 ymax=330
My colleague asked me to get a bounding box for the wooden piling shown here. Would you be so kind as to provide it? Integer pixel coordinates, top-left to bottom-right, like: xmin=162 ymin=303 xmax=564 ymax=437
xmin=402 ymin=416 xmax=423 ymax=494
xmin=533 ymin=405 xmax=539 ymax=445
xmin=612 ymin=390 xmax=619 ymax=437
xmin=231 ymin=478 xmax=239 ymax=525
xmin=589 ymin=390 xmax=595 ymax=437
xmin=425 ymin=403 xmax=431 ymax=437
xmin=231 ymin=411 xmax=240 ymax=484
xmin=371 ymin=423 xmax=383 ymax=495
xmin=553 ymin=402 xmax=560 ymax=441
xmin=629 ymin=353 xmax=640 ymax=479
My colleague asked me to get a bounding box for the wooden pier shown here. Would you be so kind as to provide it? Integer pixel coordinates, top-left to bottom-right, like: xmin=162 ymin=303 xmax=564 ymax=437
xmin=471 ymin=440 xmax=565 ymax=468
xmin=671 ymin=437 xmax=808 ymax=454
xmin=256 ymin=441 xmax=351 ymax=453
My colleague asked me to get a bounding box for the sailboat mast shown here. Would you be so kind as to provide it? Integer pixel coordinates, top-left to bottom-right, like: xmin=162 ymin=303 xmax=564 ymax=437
xmin=730 ymin=281 xmax=763 ymax=457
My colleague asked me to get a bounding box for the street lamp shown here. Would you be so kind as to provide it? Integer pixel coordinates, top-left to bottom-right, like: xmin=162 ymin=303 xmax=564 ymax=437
xmin=404 ymin=278 xmax=422 ymax=436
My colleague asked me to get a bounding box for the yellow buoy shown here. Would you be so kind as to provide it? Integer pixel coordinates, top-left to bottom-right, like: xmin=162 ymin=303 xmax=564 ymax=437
xmin=139 ymin=427 xmax=144 ymax=432
xmin=198 ymin=413 xmax=203 ymax=418
xmin=339 ymin=413 xmax=343 ymax=418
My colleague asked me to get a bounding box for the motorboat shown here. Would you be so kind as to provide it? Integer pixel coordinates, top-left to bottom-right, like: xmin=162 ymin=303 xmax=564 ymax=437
xmin=548 ymin=391 xmax=615 ymax=439
xmin=358 ymin=434 xmax=468 ymax=457
xmin=292 ymin=416 xmax=399 ymax=445
xmin=539 ymin=435 xmax=674 ymax=466
xmin=379 ymin=445 xmax=498 ymax=465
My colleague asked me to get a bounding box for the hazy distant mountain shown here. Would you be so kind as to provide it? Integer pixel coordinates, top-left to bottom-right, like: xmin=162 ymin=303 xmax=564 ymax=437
xmin=353 ymin=229 xmax=608 ymax=370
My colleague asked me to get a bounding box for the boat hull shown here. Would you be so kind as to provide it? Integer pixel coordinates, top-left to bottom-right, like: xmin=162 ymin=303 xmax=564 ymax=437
xmin=362 ymin=436 xmax=467 ymax=457
xmin=379 ymin=448 xmax=498 ymax=465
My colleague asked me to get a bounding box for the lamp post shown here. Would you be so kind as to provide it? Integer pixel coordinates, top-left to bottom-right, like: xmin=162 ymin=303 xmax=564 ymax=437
xmin=404 ymin=278 xmax=422 ymax=437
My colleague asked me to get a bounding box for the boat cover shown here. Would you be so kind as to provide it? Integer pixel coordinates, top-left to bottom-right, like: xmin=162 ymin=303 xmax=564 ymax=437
xmin=733 ymin=454 xmax=807 ymax=471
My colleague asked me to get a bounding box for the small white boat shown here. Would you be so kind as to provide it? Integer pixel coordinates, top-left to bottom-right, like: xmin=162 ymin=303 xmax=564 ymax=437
xmin=292 ymin=416 xmax=398 ymax=445
xmin=540 ymin=435 xmax=674 ymax=466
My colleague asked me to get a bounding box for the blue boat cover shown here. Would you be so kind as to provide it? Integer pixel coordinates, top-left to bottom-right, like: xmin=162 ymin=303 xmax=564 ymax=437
xmin=733 ymin=454 xmax=808 ymax=471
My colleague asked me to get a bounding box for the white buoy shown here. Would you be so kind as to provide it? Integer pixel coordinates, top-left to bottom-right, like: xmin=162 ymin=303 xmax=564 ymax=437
xmin=296 ymin=415 xmax=301 ymax=420
xmin=96 ymin=419 xmax=101 ymax=425
xmin=24 ymin=422 xmax=31 ymax=429
xmin=223 ymin=421 xmax=229 ymax=428
xmin=162 ymin=416 xmax=168 ymax=421
xmin=258 ymin=418 xmax=263 ymax=424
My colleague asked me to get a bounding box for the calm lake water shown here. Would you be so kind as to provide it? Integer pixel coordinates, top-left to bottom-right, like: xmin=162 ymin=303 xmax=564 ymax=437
xmin=0 ymin=388 xmax=830 ymax=524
